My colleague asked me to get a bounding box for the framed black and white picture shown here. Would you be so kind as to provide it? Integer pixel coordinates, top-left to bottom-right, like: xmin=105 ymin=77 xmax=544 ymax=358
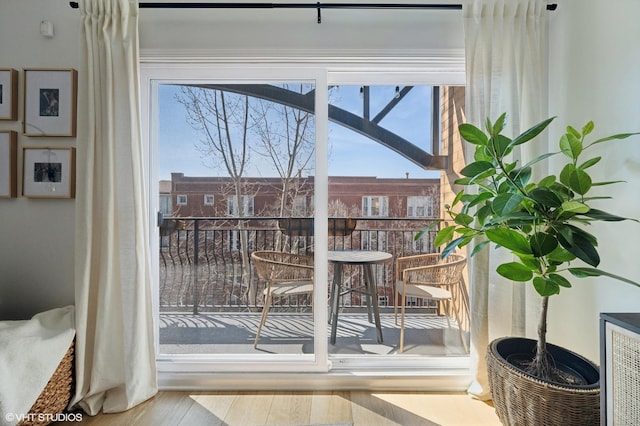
xmin=23 ymin=68 xmax=77 ymax=136
xmin=23 ymin=147 xmax=76 ymax=198
xmin=0 ymin=131 xmax=17 ymax=198
xmin=0 ymin=69 xmax=18 ymax=121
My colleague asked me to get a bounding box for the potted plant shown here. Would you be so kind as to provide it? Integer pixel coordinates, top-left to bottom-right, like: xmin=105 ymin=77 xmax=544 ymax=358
xmin=433 ymin=113 xmax=640 ymax=425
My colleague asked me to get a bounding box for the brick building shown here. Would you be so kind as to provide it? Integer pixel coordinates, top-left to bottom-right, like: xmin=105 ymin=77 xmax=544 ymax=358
xmin=162 ymin=173 xmax=440 ymax=220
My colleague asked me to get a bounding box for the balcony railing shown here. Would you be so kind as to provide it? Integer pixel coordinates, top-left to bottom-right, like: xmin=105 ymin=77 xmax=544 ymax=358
xmin=159 ymin=217 xmax=444 ymax=315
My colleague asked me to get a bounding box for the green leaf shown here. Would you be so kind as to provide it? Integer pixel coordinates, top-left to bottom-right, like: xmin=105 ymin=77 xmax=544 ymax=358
xmin=568 ymin=168 xmax=592 ymax=195
xmin=451 ymin=190 xmax=465 ymax=208
xmin=434 ymin=225 xmax=456 ymax=248
xmin=582 ymin=121 xmax=595 ymax=136
xmin=559 ymin=164 xmax=576 ymax=187
xmin=470 ymin=239 xmax=491 ymax=257
xmin=454 ymin=177 xmax=473 ymax=185
xmin=474 ymin=145 xmax=492 ymax=162
xmin=591 ymin=180 xmax=626 ymax=186
xmin=581 ymin=208 xmax=639 ymax=222
xmin=548 ymin=273 xmax=572 ymax=288
xmin=530 ymin=232 xmax=558 ymax=258
xmin=497 ymin=262 xmax=534 ymax=282
xmin=510 ymin=116 xmax=556 ymax=147
xmin=460 ymin=161 xmax=494 ymax=178
xmin=557 ymin=227 xmax=600 ymax=267
xmin=492 ymin=193 xmax=525 ymax=216
xmin=568 ymin=268 xmax=640 ymax=288
xmin=466 ymin=191 xmax=494 ymax=209
xmin=561 ymin=200 xmax=590 ymax=214
xmin=560 ymin=133 xmax=583 ymax=160
xmin=517 ymin=254 xmax=541 ymax=272
xmin=590 ymin=132 xmax=640 ymax=145
xmin=459 ymin=123 xmax=489 ymax=145
xmin=546 ymin=246 xmax=576 ymax=264
xmin=413 ymin=221 xmax=441 ymax=241
xmin=493 ymin=134 xmax=512 ymax=158
xmin=476 ymin=205 xmax=493 ymax=226
xmin=441 ymin=236 xmax=466 ymax=258
xmin=512 ymin=166 xmax=532 ymax=187
xmin=468 ymin=168 xmax=497 ymax=184
xmin=528 ymin=187 xmax=563 ymax=208
xmin=565 ymin=224 xmax=598 ymax=245
xmin=538 ymin=175 xmax=557 ymax=187
xmin=503 ymin=161 xmax=517 ymax=174
xmin=492 ymin=113 xmax=507 ymax=136
xmin=521 ymin=152 xmax=558 ymax=171
xmin=486 ymin=228 xmax=533 ymax=255
xmin=567 ymin=125 xmax=581 ymax=139
xmin=533 ymin=276 xmax=560 ymax=296
xmin=454 ymin=212 xmax=474 ymax=227
xmin=578 ymin=156 xmax=601 ymax=170
xmin=484 ymin=212 xmax=537 ymax=227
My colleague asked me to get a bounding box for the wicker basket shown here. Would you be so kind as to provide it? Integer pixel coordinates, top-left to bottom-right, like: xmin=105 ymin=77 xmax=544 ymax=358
xmin=19 ymin=340 xmax=75 ymax=426
xmin=487 ymin=337 xmax=600 ymax=426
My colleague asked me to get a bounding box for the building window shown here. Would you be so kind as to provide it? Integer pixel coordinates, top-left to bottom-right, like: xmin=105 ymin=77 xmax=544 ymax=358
xmin=410 ymin=231 xmax=432 ymax=253
xmin=227 ymin=230 xmax=256 ymax=252
xmin=227 ymin=195 xmax=255 ymax=217
xmin=407 ymin=196 xmax=434 ymax=218
xmin=176 ymin=194 xmax=187 ymax=205
xmin=292 ymin=196 xmax=307 ymax=216
xmin=204 ymin=194 xmax=214 ymax=206
xmin=362 ymin=196 xmax=388 ymax=217
xmin=159 ymin=194 xmax=172 ymax=215
xmin=378 ymin=295 xmax=389 ymax=307
xmin=361 ymin=230 xmax=387 ymax=251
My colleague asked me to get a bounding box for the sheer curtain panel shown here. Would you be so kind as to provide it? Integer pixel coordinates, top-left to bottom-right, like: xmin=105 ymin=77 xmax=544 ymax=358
xmin=463 ymin=0 xmax=548 ymax=400
xmin=71 ymin=0 xmax=157 ymax=414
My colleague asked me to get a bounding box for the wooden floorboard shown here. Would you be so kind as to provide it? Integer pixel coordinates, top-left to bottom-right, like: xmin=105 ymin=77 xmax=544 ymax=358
xmin=60 ymin=391 xmax=500 ymax=425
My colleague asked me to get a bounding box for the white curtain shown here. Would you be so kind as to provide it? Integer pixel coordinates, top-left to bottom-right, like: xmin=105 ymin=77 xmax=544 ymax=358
xmin=463 ymin=0 xmax=548 ymax=400
xmin=71 ymin=0 xmax=157 ymax=414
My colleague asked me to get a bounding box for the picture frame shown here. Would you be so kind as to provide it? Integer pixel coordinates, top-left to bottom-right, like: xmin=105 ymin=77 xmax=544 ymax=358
xmin=23 ymin=68 xmax=78 ymax=137
xmin=0 ymin=68 xmax=18 ymax=121
xmin=0 ymin=131 xmax=18 ymax=198
xmin=22 ymin=147 xmax=76 ymax=198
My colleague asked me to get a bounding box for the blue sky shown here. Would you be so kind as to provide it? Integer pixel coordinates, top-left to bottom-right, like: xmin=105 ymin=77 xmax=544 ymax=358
xmin=158 ymin=84 xmax=440 ymax=181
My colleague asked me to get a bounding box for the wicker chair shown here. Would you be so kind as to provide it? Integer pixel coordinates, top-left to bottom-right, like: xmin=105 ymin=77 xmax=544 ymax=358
xmin=394 ymin=253 xmax=467 ymax=353
xmin=251 ymin=250 xmax=315 ymax=348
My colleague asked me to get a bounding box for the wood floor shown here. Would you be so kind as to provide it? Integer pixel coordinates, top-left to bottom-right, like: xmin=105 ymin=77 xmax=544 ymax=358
xmin=61 ymin=391 xmax=501 ymax=426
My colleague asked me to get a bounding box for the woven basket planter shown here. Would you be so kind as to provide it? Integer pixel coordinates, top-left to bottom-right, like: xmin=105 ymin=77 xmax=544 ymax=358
xmin=487 ymin=337 xmax=600 ymax=426
xmin=19 ymin=340 xmax=75 ymax=426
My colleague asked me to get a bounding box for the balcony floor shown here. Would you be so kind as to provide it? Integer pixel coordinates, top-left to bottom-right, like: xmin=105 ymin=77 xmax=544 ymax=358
xmin=159 ymin=312 xmax=468 ymax=356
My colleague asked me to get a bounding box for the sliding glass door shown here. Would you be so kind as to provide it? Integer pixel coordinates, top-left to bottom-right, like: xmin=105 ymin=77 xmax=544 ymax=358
xmin=142 ymin=62 xmax=468 ymax=380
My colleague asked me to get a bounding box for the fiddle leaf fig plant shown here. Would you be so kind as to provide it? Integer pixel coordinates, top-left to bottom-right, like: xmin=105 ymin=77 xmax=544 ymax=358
xmin=435 ymin=113 xmax=640 ymax=382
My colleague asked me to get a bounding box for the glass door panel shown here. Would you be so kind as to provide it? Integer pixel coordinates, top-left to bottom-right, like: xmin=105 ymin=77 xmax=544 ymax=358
xmin=326 ymin=84 xmax=468 ymax=357
xmin=156 ymin=81 xmax=317 ymax=358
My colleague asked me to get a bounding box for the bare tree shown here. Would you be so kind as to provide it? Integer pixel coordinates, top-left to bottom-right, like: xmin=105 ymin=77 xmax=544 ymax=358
xmin=176 ymin=84 xmax=317 ymax=306
xmin=177 ymin=86 xmax=255 ymax=304
xmin=250 ymin=84 xmax=315 ymax=249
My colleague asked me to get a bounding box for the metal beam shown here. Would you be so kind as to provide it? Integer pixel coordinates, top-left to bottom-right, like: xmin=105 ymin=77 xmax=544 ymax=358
xmin=373 ymin=86 xmax=413 ymax=124
xmin=180 ymin=83 xmax=448 ymax=170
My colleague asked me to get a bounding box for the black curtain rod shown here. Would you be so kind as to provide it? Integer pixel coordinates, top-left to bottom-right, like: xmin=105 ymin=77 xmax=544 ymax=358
xmin=68 ymin=2 xmax=557 ymax=23
xmin=68 ymin=2 xmax=558 ymax=11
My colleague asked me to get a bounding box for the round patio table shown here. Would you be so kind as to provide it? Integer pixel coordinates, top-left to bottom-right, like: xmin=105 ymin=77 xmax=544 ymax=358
xmin=327 ymin=250 xmax=392 ymax=345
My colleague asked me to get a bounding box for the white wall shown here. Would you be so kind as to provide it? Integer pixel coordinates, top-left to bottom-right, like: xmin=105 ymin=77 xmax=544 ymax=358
xmin=547 ymin=0 xmax=640 ymax=362
xmin=1 ymin=0 xmax=638 ymax=368
xmin=0 ymin=0 xmax=80 ymax=319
